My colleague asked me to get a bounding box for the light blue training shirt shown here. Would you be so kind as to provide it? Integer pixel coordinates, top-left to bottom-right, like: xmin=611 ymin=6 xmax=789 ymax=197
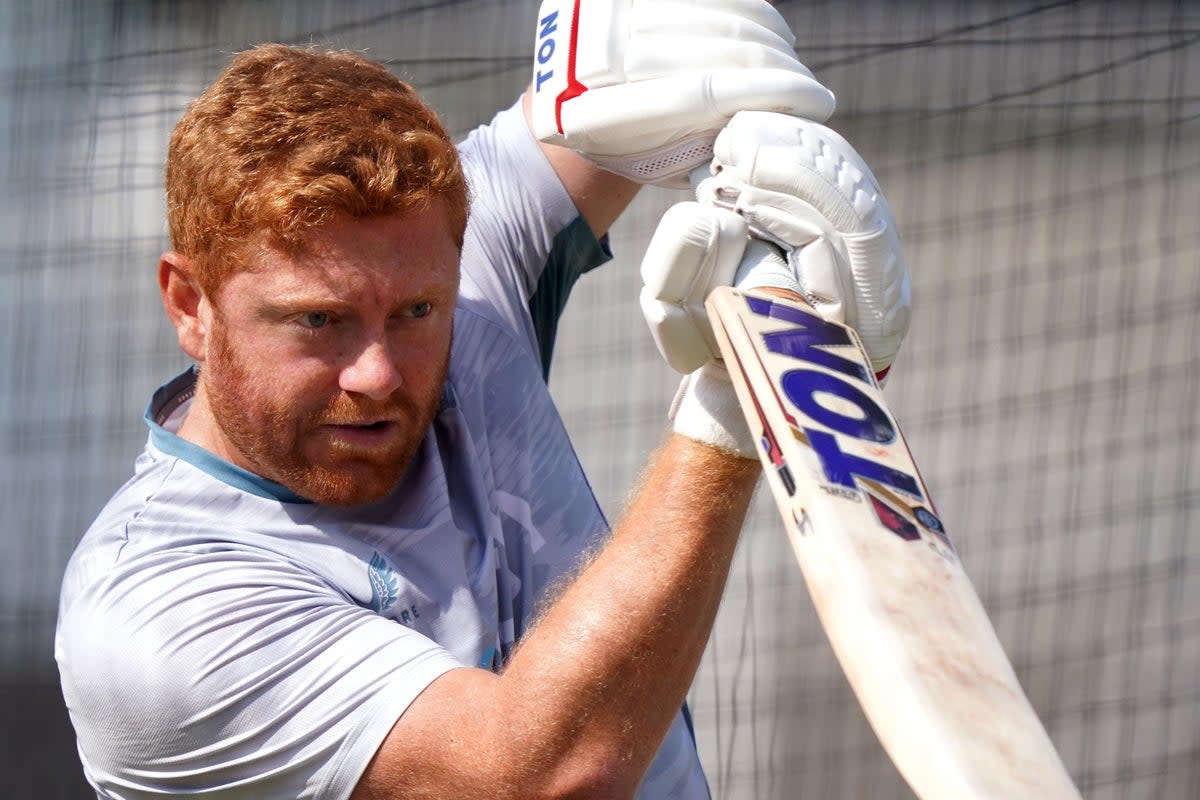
xmin=55 ymin=101 xmax=710 ymax=800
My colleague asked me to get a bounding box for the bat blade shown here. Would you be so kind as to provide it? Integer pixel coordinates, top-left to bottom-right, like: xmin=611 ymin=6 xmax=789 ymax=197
xmin=706 ymin=286 xmax=1081 ymax=799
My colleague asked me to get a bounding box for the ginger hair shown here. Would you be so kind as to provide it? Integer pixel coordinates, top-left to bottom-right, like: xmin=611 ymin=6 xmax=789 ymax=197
xmin=165 ymin=43 xmax=468 ymax=295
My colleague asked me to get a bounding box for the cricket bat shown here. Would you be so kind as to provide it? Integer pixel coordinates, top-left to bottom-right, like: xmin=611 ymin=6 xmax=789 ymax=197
xmin=705 ymin=281 xmax=1083 ymax=799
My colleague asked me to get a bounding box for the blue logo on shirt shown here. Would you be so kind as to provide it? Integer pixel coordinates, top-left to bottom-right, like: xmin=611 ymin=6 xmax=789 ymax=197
xmin=367 ymin=551 xmax=400 ymax=613
xmin=480 ymin=646 xmax=499 ymax=671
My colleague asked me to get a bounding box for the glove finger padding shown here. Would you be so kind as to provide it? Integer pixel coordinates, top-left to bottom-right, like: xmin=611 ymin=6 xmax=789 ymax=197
xmin=640 ymin=202 xmax=749 ymax=374
xmin=698 ymin=111 xmax=912 ymax=376
xmin=531 ymin=0 xmax=835 ymax=187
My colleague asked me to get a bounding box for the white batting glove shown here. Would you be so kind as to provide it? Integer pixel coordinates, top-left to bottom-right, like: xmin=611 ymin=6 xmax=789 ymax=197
xmin=669 ymin=362 xmax=756 ymax=457
xmin=640 ymin=204 xmax=785 ymax=457
xmin=530 ymin=0 xmax=836 ymax=188
xmin=697 ymin=111 xmax=912 ymax=380
xmin=641 ymin=111 xmax=912 ymax=453
xmin=639 ymin=200 xmax=748 ymax=374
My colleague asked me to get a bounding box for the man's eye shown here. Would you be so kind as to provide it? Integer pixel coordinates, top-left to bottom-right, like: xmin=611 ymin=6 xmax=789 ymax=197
xmin=299 ymin=312 xmax=330 ymax=329
xmin=409 ymin=302 xmax=432 ymax=319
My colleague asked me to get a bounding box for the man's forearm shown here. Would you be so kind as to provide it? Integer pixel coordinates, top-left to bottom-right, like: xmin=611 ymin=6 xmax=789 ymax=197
xmin=355 ymin=436 xmax=759 ymax=800
xmin=521 ymin=88 xmax=641 ymax=239
xmin=497 ymin=435 xmax=760 ymax=790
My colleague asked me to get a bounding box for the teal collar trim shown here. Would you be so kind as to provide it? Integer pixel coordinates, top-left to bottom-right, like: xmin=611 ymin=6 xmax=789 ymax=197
xmin=144 ymin=368 xmax=456 ymax=505
xmin=143 ymin=368 xmax=311 ymax=504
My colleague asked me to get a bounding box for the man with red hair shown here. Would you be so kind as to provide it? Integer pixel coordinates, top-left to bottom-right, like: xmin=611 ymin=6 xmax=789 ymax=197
xmin=57 ymin=4 xmax=910 ymax=798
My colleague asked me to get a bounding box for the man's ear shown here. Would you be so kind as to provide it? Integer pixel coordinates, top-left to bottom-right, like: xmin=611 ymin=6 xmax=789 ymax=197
xmin=159 ymin=252 xmax=210 ymax=362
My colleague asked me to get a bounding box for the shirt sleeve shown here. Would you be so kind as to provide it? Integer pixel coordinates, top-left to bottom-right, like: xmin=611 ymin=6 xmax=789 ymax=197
xmin=56 ymin=544 xmax=464 ymax=800
xmin=455 ymin=100 xmax=612 ymax=378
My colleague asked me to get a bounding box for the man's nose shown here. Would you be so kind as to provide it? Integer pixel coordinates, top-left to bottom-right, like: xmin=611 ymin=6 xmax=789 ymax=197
xmin=339 ymin=339 xmax=402 ymax=400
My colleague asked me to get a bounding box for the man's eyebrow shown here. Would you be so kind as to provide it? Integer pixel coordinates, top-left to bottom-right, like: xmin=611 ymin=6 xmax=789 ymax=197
xmin=254 ymin=294 xmax=345 ymax=316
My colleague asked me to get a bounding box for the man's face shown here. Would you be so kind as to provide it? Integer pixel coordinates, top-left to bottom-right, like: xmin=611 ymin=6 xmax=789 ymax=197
xmin=193 ymin=208 xmax=460 ymax=506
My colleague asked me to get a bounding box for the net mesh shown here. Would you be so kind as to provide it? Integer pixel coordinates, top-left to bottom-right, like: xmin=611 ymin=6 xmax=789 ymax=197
xmin=2 ymin=1 xmax=1196 ymax=798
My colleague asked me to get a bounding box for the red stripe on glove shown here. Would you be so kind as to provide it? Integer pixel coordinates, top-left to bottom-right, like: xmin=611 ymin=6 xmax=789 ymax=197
xmin=554 ymin=0 xmax=588 ymax=134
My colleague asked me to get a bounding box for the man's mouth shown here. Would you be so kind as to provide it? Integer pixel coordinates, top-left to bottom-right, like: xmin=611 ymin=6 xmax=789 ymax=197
xmin=321 ymin=420 xmax=401 ymax=448
xmin=323 ymin=413 xmax=400 ymax=428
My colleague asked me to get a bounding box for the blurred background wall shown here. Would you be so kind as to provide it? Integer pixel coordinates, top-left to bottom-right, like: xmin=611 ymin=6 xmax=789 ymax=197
xmin=1 ymin=1 xmax=1196 ymax=797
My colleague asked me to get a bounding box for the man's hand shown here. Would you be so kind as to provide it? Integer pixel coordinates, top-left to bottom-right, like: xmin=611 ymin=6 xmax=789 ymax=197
xmin=642 ymin=111 xmax=912 ymax=383
xmin=640 ymin=111 xmax=912 ymax=456
xmin=529 ymin=0 xmax=835 ymax=187
xmin=698 ymin=111 xmax=912 ymax=380
xmin=639 ymin=201 xmax=749 ymax=375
